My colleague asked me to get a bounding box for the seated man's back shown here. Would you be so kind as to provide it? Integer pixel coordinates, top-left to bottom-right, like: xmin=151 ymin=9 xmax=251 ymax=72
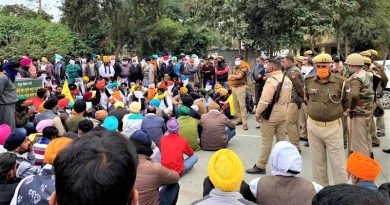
xmin=50 ymin=129 xmax=139 ymax=205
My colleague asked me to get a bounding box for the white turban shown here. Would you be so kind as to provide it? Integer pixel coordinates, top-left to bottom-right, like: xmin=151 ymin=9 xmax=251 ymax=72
xmin=269 ymin=141 xmax=302 ymax=177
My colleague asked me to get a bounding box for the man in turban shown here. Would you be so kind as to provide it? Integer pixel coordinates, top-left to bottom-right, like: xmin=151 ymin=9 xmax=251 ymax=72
xmin=192 ymin=149 xmax=255 ymax=205
xmin=248 ymin=141 xmax=322 ymax=205
xmin=346 ymin=152 xmax=382 ymax=190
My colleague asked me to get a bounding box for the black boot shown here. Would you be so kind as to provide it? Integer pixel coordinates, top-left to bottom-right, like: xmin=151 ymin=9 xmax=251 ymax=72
xmin=382 ymin=149 xmax=390 ymax=154
xmin=246 ymin=165 xmax=266 ymax=174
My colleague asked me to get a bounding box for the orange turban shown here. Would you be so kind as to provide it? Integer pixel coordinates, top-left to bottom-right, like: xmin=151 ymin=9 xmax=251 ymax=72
xmin=44 ymin=137 xmax=73 ymax=164
xmin=347 ymin=152 xmax=382 ymax=181
xmin=95 ymin=110 xmax=108 ymax=122
xmin=109 ymin=91 xmax=122 ymax=104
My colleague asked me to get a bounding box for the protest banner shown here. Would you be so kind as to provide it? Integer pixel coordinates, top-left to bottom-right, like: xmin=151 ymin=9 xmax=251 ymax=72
xmin=14 ymin=78 xmax=44 ymax=98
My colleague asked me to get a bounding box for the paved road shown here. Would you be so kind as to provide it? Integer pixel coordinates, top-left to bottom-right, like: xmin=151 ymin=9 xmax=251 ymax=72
xmin=177 ymin=111 xmax=390 ymax=204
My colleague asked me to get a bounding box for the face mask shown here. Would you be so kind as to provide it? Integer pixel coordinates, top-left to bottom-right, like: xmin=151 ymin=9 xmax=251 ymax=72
xmin=235 ymin=60 xmax=241 ymax=66
xmin=110 ymin=60 xmax=115 ymax=65
xmin=69 ymin=60 xmax=75 ymax=65
xmin=122 ymin=61 xmax=128 ymax=65
xmin=55 ymin=59 xmax=60 ymax=63
xmin=264 ymin=64 xmax=268 ymax=69
xmin=316 ymin=68 xmax=330 ymax=79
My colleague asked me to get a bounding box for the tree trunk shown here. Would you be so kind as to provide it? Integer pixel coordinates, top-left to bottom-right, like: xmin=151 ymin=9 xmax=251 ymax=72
xmin=336 ymin=29 xmax=341 ymax=56
xmin=238 ymin=39 xmax=242 ymax=55
xmin=38 ymin=0 xmax=42 ymax=12
xmin=344 ymin=35 xmax=349 ymax=57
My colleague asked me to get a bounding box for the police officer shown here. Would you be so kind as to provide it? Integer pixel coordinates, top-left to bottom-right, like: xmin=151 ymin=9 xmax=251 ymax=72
xmin=365 ymin=50 xmax=388 ymax=138
xmin=332 ymin=55 xmax=349 ymax=148
xmin=281 ymin=54 xmax=304 ymax=151
xmin=346 ymin=53 xmax=374 ymax=157
xmin=305 ymin=53 xmax=350 ymax=186
xmin=360 ymin=51 xmax=383 ymax=148
xmin=228 ymin=56 xmax=249 ymax=130
xmin=246 ymin=59 xmax=292 ymax=174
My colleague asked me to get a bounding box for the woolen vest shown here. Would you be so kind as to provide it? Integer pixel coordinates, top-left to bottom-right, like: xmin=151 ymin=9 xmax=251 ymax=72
xmin=257 ymin=175 xmax=316 ymax=205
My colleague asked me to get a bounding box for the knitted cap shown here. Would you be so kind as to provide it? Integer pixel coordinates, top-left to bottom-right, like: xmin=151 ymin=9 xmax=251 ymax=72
xmin=131 ymin=130 xmax=151 ymax=147
xmin=4 ymin=130 xmax=26 ymax=151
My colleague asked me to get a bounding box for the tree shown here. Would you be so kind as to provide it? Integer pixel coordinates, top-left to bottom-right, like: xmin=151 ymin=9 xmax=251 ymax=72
xmin=0 ymin=14 xmax=75 ymax=59
xmin=0 ymin=4 xmax=53 ymax=21
xmin=61 ymin=0 xmax=105 ymax=52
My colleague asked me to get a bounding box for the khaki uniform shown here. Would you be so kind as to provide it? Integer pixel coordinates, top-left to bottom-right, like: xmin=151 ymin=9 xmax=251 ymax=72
xmin=230 ymin=65 xmax=249 ymax=125
xmin=285 ymin=65 xmax=304 ymax=150
xmin=349 ymin=70 xmax=374 ymax=156
xmin=333 ymin=69 xmax=350 ymax=145
xmin=299 ymin=103 xmax=308 ymax=139
xmin=370 ymin=62 xmax=388 ymax=140
xmin=255 ymin=70 xmax=292 ymax=169
xmin=305 ymin=73 xmax=351 ymax=186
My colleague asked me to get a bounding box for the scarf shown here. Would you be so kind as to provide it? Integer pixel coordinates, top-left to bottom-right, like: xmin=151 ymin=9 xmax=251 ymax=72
xmin=155 ymin=93 xmax=166 ymax=100
xmin=3 ymin=64 xmax=18 ymax=82
xmin=147 ymin=88 xmax=156 ymax=102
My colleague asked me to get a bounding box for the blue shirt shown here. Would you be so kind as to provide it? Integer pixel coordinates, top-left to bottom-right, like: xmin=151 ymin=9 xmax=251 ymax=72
xmin=356 ymin=181 xmax=378 ymax=190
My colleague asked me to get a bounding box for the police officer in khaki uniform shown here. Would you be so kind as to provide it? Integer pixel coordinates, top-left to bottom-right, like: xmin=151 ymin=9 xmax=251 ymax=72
xmin=346 ymin=53 xmax=375 ymax=157
xmin=366 ymin=50 xmax=388 ymax=139
xmin=281 ymin=54 xmax=304 ymax=151
xmin=305 ymin=53 xmax=350 ymax=186
xmin=246 ymin=59 xmax=292 ymax=174
xmin=332 ymin=56 xmax=349 ymax=148
xmin=360 ymin=51 xmax=381 ymax=148
xmin=228 ymin=56 xmax=249 ymax=130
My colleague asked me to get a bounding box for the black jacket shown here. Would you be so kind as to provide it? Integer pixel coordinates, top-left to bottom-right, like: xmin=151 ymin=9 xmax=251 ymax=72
xmin=0 ymin=178 xmax=20 ymax=205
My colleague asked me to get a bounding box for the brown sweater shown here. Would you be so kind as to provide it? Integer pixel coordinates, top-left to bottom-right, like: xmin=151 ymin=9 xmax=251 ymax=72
xmin=134 ymin=155 xmax=180 ymax=205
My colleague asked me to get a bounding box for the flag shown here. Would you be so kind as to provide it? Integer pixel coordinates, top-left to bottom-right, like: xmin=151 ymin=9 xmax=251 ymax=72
xmin=62 ymin=80 xmax=74 ymax=103
xmin=227 ymin=94 xmax=235 ymax=116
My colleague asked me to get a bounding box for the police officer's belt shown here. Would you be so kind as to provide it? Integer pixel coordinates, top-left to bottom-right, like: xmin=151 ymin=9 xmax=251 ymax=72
xmin=308 ymin=117 xmax=339 ymax=127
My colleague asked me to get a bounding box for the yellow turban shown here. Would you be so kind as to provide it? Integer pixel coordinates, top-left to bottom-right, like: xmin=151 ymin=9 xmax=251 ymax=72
xmin=41 ymin=57 xmax=48 ymax=63
xmin=214 ymin=84 xmax=222 ymax=92
xmin=114 ymin=101 xmax=125 ymax=109
xmin=180 ymin=87 xmax=188 ymax=94
xmin=103 ymin=56 xmax=110 ymax=63
xmin=44 ymin=137 xmax=73 ymax=164
xmin=219 ymin=88 xmax=228 ymax=96
xmin=208 ymin=149 xmax=243 ymax=192
xmin=129 ymin=101 xmax=141 ymax=113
